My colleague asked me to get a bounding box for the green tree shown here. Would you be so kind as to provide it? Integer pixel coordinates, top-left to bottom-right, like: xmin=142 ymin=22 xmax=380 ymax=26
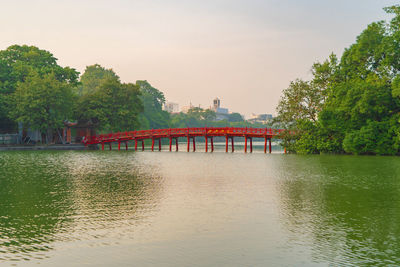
xmin=0 ymin=45 xmax=79 ymax=133
xmin=79 ymin=64 xmax=119 ymax=95
xmin=228 ymin=112 xmax=244 ymax=122
xmin=10 ymin=72 xmax=76 ymax=142
xmin=275 ymin=5 xmax=400 ymax=155
xmin=137 ymin=80 xmax=170 ymax=129
xmin=76 ymin=77 xmax=143 ymax=132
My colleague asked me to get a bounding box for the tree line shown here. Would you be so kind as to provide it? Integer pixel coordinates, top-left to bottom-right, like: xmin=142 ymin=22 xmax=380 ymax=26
xmin=275 ymin=5 xmax=400 ymax=155
xmin=0 ymin=45 xmax=266 ymax=143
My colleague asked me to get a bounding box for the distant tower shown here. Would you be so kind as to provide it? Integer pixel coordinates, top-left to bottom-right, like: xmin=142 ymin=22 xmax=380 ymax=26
xmin=213 ymin=97 xmax=220 ymax=111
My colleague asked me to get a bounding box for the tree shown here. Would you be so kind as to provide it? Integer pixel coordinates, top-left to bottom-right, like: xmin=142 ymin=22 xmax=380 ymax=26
xmin=75 ymin=77 xmax=143 ymax=132
xmin=79 ymin=64 xmax=119 ymax=95
xmin=137 ymin=80 xmax=170 ymax=129
xmin=10 ymin=71 xmax=76 ymax=142
xmin=275 ymin=5 xmax=400 ymax=155
xmin=0 ymin=45 xmax=79 ymax=133
xmin=228 ymin=112 xmax=244 ymax=122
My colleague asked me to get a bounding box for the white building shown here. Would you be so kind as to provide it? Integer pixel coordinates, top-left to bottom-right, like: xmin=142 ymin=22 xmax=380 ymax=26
xmin=181 ymin=102 xmax=194 ymax=113
xmin=163 ymin=102 xmax=179 ymax=113
xmin=248 ymin=113 xmax=273 ymax=124
xmin=212 ymin=97 xmax=229 ymax=121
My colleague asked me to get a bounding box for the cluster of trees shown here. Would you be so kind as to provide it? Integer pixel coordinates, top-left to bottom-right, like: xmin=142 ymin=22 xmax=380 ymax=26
xmin=0 ymin=46 xmax=161 ymax=141
xmin=276 ymin=5 xmax=400 ymax=155
xmin=0 ymin=45 xmax=268 ymax=143
xmin=0 ymin=45 xmax=79 ymax=141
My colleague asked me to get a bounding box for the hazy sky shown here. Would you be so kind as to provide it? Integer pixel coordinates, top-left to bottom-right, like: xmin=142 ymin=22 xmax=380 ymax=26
xmin=1 ymin=0 xmax=398 ymax=117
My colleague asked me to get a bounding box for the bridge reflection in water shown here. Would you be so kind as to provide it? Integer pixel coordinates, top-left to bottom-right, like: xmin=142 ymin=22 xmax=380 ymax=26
xmin=84 ymin=127 xmax=285 ymax=153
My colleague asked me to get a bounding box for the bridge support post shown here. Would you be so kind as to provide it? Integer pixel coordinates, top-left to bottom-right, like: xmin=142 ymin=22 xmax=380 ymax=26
xmin=142 ymin=140 xmax=144 ymax=151
xmin=135 ymin=139 xmax=138 ymax=151
xmin=125 ymin=141 xmax=128 ymax=150
xmin=102 ymin=143 xmax=104 ymax=151
xmin=169 ymin=137 xmax=172 ymax=152
xmin=176 ymin=138 xmax=179 ymax=151
xmin=231 ymin=137 xmax=234 ymax=152
xmin=151 ymin=138 xmax=155 ymax=151
xmin=109 ymin=143 xmax=112 ymax=150
xmin=250 ymin=137 xmax=253 ymax=153
xmin=211 ymin=137 xmax=214 ymax=152
xmin=205 ymin=136 xmax=208 ymax=152
xmin=118 ymin=141 xmax=121 ymax=151
xmin=269 ymin=138 xmax=272 ymax=153
xmin=245 ymin=136 xmax=248 ymax=153
xmin=159 ymin=139 xmax=162 ymax=151
xmin=187 ymin=136 xmax=190 ymax=152
xmin=225 ymin=136 xmax=228 ymax=153
xmin=264 ymin=137 xmax=267 ymax=153
xmin=193 ymin=137 xmax=196 ymax=152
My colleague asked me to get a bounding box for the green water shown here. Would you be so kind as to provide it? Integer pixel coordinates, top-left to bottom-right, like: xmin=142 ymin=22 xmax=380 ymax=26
xmin=1 ymin=150 xmax=400 ymax=266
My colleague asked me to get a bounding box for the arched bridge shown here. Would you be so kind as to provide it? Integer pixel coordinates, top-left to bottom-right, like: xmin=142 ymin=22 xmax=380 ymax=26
xmin=83 ymin=127 xmax=285 ymax=153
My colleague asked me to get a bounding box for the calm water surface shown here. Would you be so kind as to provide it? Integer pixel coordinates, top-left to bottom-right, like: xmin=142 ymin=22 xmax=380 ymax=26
xmin=1 ymin=148 xmax=400 ymax=266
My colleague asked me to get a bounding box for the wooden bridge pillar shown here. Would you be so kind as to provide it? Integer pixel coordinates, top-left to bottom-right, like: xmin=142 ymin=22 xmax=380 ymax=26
xmin=225 ymin=136 xmax=228 ymax=152
xmin=250 ymin=137 xmax=253 ymax=153
xmin=231 ymin=137 xmax=234 ymax=152
xmin=102 ymin=143 xmax=104 ymax=150
xmin=176 ymin=138 xmax=179 ymax=151
xmin=205 ymin=136 xmax=208 ymax=152
xmin=169 ymin=137 xmax=172 ymax=151
xmin=151 ymin=138 xmax=155 ymax=151
xmin=125 ymin=141 xmax=128 ymax=150
xmin=269 ymin=138 xmax=272 ymax=154
xmin=187 ymin=136 xmax=190 ymax=152
xmin=118 ymin=141 xmax=121 ymax=151
xmin=192 ymin=137 xmax=196 ymax=152
xmin=264 ymin=137 xmax=267 ymax=153
xmin=142 ymin=140 xmax=144 ymax=151
xmin=245 ymin=136 xmax=248 ymax=153
xmin=134 ymin=139 xmax=138 ymax=151
xmin=211 ymin=137 xmax=214 ymax=152
xmin=109 ymin=143 xmax=112 ymax=150
xmin=158 ymin=139 xmax=162 ymax=151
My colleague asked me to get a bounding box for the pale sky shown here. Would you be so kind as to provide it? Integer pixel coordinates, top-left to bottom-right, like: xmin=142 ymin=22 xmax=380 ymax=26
xmin=1 ymin=0 xmax=398 ymax=117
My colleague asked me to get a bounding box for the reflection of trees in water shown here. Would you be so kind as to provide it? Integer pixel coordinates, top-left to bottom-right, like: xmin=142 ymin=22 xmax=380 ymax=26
xmin=65 ymin=152 xmax=164 ymax=242
xmin=277 ymin=155 xmax=400 ymax=265
xmin=0 ymin=151 xmax=163 ymax=262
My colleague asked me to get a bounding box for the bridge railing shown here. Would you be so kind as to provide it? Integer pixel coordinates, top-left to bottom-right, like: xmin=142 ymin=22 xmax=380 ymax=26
xmin=84 ymin=127 xmax=285 ymax=145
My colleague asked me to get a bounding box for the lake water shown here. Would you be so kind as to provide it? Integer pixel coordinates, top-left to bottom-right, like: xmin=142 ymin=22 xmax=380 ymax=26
xmin=1 ymin=146 xmax=400 ymax=266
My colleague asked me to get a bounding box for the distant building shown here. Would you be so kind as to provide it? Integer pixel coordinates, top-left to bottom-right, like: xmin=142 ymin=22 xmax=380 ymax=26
xmin=181 ymin=102 xmax=194 ymax=113
xmin=248 ymin=113 xmax=273 ymax=124
xmin=163 ymin=102 xmax=179 ymax=113
xmin=212 ymin=97 xmax=229 ymax=121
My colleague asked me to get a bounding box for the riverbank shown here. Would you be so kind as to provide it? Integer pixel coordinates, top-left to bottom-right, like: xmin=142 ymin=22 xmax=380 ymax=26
xmin=0 ymin=144 xmax=90 ymax=151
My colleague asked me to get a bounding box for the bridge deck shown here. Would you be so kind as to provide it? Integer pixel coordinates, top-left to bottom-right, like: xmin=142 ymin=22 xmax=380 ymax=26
xmin=83 ymin=127 xmax=284 ymax=153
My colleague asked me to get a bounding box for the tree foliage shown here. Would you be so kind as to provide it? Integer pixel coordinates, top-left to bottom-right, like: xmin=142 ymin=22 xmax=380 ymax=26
xmin=79 ymin=64 xmax=119 ymax=95
xmin=75 ymin=77 xmax=143 ymax=132
xmin=276 ymin=5 xmax=400 ymax=155
xmin=137 ymin=80 xmax=170 ymax=129
xmin=10 ymin=72 xmax=75 ymax=138
xmin=0 ymin=45 xmax=79 ymax=133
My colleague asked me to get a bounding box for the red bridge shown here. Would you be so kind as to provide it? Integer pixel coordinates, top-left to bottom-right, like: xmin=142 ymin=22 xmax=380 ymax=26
xmin=83 ymin=127 xmax=284 ymax=153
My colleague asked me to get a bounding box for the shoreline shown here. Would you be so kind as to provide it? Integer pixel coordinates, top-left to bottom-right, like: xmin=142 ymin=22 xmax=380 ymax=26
xmin=0 ymin=144 xmax=90 ymax=151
